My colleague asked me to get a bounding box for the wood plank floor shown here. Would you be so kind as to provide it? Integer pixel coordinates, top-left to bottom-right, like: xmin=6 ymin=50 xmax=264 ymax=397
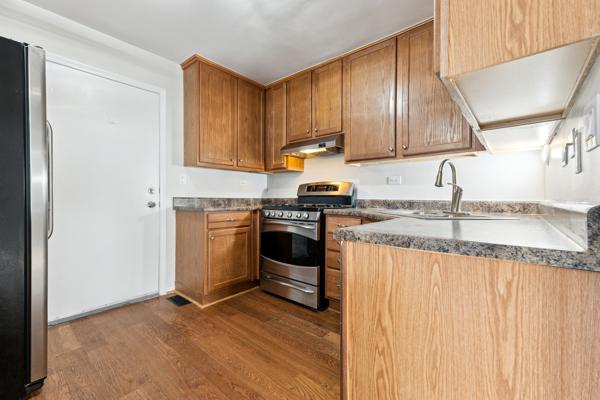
xmin=33 ymin=290 xmax=341 ymax=400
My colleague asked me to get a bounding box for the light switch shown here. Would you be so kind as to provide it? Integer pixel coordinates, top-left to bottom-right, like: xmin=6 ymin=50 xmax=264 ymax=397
xmin=584 ymin=93 xmax=600 ymax=152
xmin=179 ymin=174 xmax=187 ymax=185
xmin=387 ymin=176 xmax=402 ymax=185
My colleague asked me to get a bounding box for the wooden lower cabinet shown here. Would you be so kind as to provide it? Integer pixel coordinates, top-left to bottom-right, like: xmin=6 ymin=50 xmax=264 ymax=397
xmin=175 ymin=210 xmax=259 ymax=307
xmin=325 ymin=215 xmax=363 ymax=309
xmin=342 ymin=241 xmax=600 ymax=399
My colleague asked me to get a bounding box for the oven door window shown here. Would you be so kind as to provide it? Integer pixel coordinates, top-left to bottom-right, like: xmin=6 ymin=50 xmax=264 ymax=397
xmin=261 ymin=231 xmax=320 ymax=266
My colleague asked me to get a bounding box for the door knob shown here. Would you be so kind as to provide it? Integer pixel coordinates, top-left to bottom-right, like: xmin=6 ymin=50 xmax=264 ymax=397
xmin=147 ymin=201 xmax=157 ymax=208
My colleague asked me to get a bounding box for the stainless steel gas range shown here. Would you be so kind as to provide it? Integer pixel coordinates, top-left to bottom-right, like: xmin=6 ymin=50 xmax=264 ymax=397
xmin=260 ymin=182 xmax=356 ymax=310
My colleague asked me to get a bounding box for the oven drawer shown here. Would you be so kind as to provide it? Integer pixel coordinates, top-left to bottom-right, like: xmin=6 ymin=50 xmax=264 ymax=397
xmin=207 ymin=211 xmax=252 ymax=229
xmin=260 ymin=271 xmax=319 ymax=309
xmin=261 ymin=255 xmax=320 ymax=285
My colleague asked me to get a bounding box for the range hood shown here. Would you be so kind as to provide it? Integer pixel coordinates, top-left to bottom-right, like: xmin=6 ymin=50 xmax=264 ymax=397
xmin=280 ymin=134 xmax=344 ymax=158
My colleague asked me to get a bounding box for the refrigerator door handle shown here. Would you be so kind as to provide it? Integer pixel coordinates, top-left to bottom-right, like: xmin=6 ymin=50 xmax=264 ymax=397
xmin=46 ymin=121 xmax=54 ymax=239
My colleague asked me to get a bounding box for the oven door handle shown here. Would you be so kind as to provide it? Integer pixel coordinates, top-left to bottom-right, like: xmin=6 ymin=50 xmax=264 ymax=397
xmin=262 ymin=218 xmax=319 ymax=240
xmin=264 ymin=274 xmax=315 ymax=294
xmin=263 ymin=219 xmax=316 ymax=230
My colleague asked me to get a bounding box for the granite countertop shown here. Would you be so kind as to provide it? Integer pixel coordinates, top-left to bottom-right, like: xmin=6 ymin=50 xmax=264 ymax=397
xmin=328 ymin=205 xmax=600 ymax=272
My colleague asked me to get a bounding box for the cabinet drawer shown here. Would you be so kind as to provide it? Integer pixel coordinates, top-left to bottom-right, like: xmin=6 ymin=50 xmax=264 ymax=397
xmin=207 ymin=211 xmax=252 ymax=229
xmin=326 ymin=250 xmax=341 ymax=270
xmin=326 ymin=216 xmax=361 ymax=234
xmin=327 ymin=233 xmax=340 ymax=252
xmin=325 ymin=267 xmax=341 ymax=301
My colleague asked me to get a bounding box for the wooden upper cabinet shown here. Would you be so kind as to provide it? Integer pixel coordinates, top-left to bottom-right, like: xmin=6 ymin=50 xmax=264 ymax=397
xmin=286 ymin=72 xmax=312 ymax=143
xmin=398 ymin=23 xmax=472 ymax=156
xmin=198 ymin=64 xmax=237 ymax=166
xmin=265 ymin=83 xmax=287 ymax=171
xmin=343 ymin=39 xmax=397 ymax=162
xmin=311 ymin=60 xmax=342 ymax=137
xmin=237 ymin=80 xmax=264 ymax=171
xmin=438 ymin=0 xmax=600 ymax=78
xmin=206 ymin=226 xmax=252 ymax=294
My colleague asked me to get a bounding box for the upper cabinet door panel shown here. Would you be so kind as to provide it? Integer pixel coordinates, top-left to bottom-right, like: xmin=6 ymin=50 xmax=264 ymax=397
xmin=286 ymin=72 xmax=312 ymax=143
xmin=237 ymin=80 xmax=264 ymax=170
xmin=343 ymin=38 xmax=397 ymax=162
xmin=439 ymin=0 xmax=600 ymax=78
xmin=401 ymin=24 xmax=471 ymax=156
xmin=199 ymin=64 xmax=237 ymax=166
xmin=265 ymin=83 xmax=287 ymax=171
xmin=312 ymin=60 xmax=342 ymax=137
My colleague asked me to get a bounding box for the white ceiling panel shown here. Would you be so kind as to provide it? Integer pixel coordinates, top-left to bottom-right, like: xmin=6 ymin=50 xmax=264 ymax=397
xmin=24 ymin=0 xmax=432 ymax=83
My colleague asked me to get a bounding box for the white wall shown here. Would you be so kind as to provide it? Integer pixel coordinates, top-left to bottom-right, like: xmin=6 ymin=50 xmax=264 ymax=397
xmin=0 ymin=0 xmax=267 ymax=293
xmin=267 ymin=151 xmax=545 ymax=201
xmin=545 ymin=53 xmax=600 ymax=203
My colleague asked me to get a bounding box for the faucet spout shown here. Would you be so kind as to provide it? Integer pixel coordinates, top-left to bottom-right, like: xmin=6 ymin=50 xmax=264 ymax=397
xmin=434 ymin=159 xmax=463 ymax=213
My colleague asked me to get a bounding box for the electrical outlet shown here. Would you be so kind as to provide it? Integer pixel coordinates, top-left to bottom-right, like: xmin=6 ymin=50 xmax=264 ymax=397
xmin=179 ymin=174 xmax=187 ymax=185
xmin=387 ymin=176 xmax=402 ymax=185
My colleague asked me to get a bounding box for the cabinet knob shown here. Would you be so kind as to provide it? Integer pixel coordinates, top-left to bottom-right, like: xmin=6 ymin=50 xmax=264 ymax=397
xmin=239 ymin=159 xmax=243 ymax=162
xmin=209 ymin=237 xmax=215 ymax=241
xmin=402 ymin=145 xmax=408 ymax=150
xmin=306 ymin=129 xmax=310 ymax=134
xmin=388 ymin=147 xmax=394 ymax=152
xmin=314 ymin=127 xmax=318 ymax=132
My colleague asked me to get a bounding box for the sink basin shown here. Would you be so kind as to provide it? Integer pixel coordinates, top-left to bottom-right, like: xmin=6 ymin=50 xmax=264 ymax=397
xmin=375 ymin=209 xmax=519 ymax=221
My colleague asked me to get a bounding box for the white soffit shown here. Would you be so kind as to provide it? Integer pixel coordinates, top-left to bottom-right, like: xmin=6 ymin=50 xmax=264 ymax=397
xmin=454 ymin=39 xmax=595 ymax=126
xmin=22 ymin=0 xmax=433 ymax=84
xmin=481 ymin=120 xmax=560 ymax=153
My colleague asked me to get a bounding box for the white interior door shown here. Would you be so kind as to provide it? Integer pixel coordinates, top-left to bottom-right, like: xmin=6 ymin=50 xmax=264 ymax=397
xmin=46 ymin=60 xmax=160 ymax=323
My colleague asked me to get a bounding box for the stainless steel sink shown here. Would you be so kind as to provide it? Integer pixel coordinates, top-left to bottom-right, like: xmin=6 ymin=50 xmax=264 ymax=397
xmin=374 ymin=209 xmax=519 ymax=221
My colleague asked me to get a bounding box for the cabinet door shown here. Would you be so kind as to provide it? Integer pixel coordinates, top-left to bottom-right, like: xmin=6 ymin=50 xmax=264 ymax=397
xmin=265 ymin=83 xmax=287 ymax=171
xmin=199 ymin=63 xmax=237 ymax=166
xmin=399 ymin=24 xmax=471 ymax=156
xmin=343 ymin=39 xmax=397 ymax=162
xmin=206 ymin=227 xmax=252 ymax=293
xmin=312 ymin=60 xmax=342 ymax=137
xmin=286 ymin=72 xmax=312 ymax=143
xmin=237 ymin=80 xmax=264 ymax=170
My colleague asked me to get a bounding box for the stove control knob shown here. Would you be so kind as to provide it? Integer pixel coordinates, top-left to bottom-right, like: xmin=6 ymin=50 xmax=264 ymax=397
xmin=277 ymin=211 xmax=284 ymax=217
xmin=264 ymin=210 xmax=270 ymax=217
xmin=287 ymin=212 xmax=293 ymax=217
xmin=302 ymin=212 xmax=310 ymax=219
xmin=296 ymin=212 xmax=302 ymax=218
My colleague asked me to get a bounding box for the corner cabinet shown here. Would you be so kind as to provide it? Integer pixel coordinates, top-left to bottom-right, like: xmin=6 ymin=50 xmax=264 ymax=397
xmin=237 ymin=80 xmax=264 ymax=170
xmin=182 ymin=57 xmax=264 ymax=172
xmin=175 ymin=210 xmax=259 ymax=307
xmin=343 ymin=39 xmax=398 ymax=162
xmin=265 ymin=83 xmax=304 ymax=172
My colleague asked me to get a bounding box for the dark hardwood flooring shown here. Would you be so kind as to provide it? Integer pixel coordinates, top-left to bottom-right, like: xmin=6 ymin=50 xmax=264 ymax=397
xmin=33 ymin=290 xmax=341 ymax=400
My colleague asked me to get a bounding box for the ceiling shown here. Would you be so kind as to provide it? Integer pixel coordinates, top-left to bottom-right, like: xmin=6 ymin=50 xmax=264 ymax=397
xmin=24 ymin=0 xmax=432 ymax=84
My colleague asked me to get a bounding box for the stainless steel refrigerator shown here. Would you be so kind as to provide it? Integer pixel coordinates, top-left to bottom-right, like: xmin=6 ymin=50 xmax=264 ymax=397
xmin=0 ymin=35 xmax=49 ymax=399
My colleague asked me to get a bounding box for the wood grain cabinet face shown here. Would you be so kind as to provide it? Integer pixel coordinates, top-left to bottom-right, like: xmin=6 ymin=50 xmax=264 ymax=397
xmin=311 ymin=60 xmax=343 ymax=137
xmin=286 ymin=72 xmax=312 ymax=143
xmin=265 ymin=83 xmax=287 ymax=170
xmin=398 ymin=23 xmax=472 ymax=156
xmin=343 ymin=39 xmax=397 ymax=162
xmin=237 ymin=80 xmax=264 ymax=170
xmin=198 ymin=63 xmax=238 ymax=166
xmin=206 ymin=226 xmax=252 ymax=294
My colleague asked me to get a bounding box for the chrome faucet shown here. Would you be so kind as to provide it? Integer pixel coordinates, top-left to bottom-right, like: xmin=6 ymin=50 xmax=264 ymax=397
xmin=434 ymin=159 xmax=463 ymax=214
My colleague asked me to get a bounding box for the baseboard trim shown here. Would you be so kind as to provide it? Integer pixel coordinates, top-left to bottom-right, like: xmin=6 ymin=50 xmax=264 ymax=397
xmin=171 ymin=286 xmax=259 ymax=310
xmin=49 ymin=292 xmax=159 ymax=326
